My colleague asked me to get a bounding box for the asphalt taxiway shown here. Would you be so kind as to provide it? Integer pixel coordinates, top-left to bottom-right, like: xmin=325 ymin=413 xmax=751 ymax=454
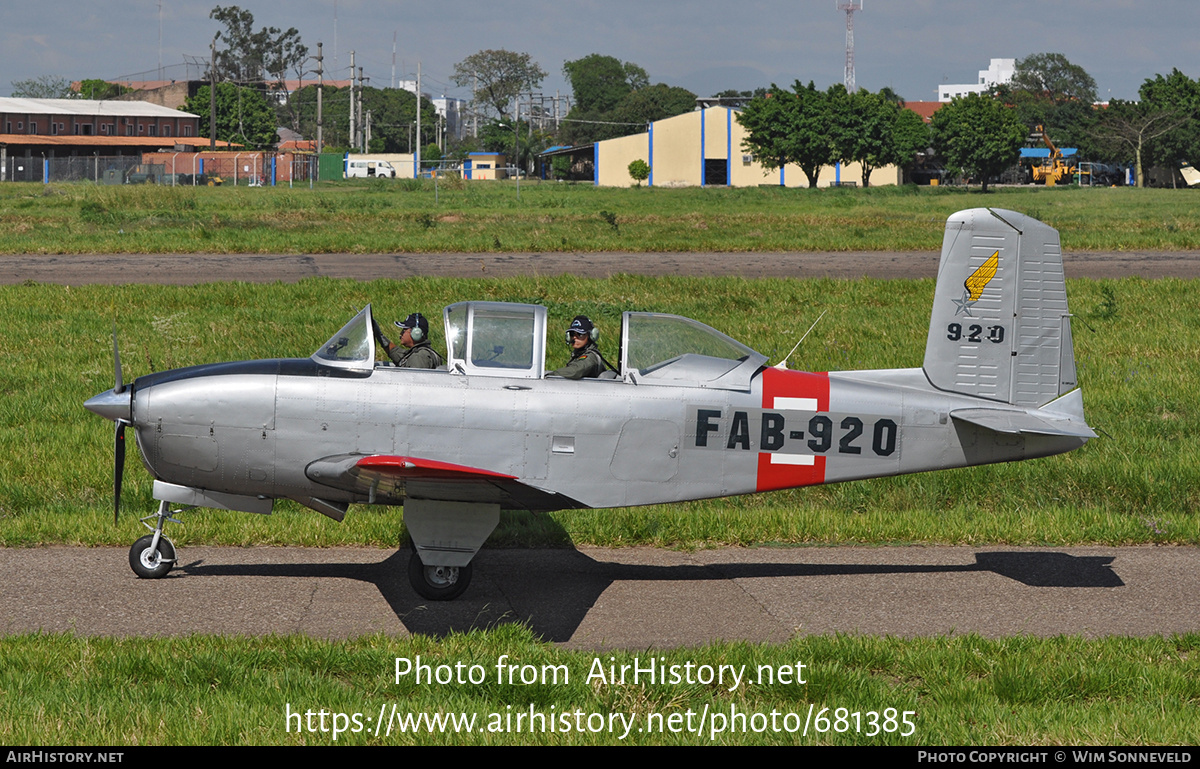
xmin=2 ymin=545 xmax=1195 ymax=647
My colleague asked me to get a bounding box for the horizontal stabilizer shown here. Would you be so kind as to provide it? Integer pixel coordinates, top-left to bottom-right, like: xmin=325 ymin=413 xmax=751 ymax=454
xmin=951 ymin=389 xmax=1096 ymax=439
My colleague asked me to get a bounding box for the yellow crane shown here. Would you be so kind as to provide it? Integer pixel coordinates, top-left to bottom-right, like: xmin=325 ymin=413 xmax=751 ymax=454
xmin=1030 ymin=124 xmax=1082 ymax=186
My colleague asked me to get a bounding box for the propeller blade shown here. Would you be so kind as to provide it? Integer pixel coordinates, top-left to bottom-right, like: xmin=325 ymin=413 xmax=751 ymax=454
xmin=114 ymin=420 xmax=127 ymax=525
xmin=113 ymin=326 xmax=124 ymax=394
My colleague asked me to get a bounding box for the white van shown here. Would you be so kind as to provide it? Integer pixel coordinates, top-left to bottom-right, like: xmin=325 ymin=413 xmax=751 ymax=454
xmin=345 ymin=159 xmax=397 ymax=179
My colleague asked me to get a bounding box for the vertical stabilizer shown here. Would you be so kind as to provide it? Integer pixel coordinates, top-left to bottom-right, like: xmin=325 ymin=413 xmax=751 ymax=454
xmin=923 ymin=208 xmax=1076 ymax=407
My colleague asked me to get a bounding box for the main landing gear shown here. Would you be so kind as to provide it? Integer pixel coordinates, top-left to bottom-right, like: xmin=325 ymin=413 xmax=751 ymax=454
xmin=407 ymin=557 xmax=473 ymax=601
xmin=128 ymin=500 xmax=188 ymax=579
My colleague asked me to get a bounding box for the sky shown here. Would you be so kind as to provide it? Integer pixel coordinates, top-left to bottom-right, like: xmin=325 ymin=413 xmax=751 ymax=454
xmin=2 ymin=0 xmax=1198 ymax=103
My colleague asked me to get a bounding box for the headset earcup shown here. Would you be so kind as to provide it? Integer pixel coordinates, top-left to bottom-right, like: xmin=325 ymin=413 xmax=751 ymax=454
xmin=411 ymin=326 xmax=424 ymax=343
xmin=591 ymin=327 xmax=600 ymax=343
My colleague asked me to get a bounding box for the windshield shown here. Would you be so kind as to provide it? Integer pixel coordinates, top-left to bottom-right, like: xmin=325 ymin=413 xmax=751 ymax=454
xmin=311 ymin=305 xmax=374 ymax=372
xmin=623 ymin=313 xmax=758 ymax=373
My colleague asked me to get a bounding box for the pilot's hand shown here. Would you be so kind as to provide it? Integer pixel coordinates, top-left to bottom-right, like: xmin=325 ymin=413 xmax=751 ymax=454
xmin=372 ymin=319 xmax=392 ymax=349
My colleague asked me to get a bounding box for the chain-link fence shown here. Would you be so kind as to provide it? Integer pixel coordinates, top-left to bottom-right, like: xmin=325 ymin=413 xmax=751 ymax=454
xmin=4 ymin=152 xmax=327 ymax=186
xmin=1 ymin=152 xmax=316 ymax=185
xmin=289 ymin=154 xmax=318 ymax=185
xmin=1 ymin=156 xmax=45 ymax=182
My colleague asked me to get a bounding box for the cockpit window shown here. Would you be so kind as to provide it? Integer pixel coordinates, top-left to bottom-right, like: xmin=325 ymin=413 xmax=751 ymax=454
xmin=623 ymin=313 xmax=758 ymax=373
xmin=469 ymin=308 xmax=536 ymax=369
xmin=311 ymin=305 xmax=374 ymax=372
xmin=443 ymin=301 xmax=547 ymax=378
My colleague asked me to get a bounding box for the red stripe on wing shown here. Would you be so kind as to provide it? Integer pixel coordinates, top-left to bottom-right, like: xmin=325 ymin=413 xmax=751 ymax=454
xmin=355 ymin=455 xmax=517 ymax=480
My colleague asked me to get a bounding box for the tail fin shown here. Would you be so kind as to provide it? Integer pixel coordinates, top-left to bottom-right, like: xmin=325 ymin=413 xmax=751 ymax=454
xmin=923 ymin=208 xmax=1077 ymax=408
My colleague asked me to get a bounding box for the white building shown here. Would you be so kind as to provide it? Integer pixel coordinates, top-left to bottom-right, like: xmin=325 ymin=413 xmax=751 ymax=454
xmin=938 ymin=58 xmax=1015 ymax=102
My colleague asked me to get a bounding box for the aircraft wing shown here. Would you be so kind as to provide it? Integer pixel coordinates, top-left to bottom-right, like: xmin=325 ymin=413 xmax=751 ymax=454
xmin=304 ymin=454 xmax=582 ymax=511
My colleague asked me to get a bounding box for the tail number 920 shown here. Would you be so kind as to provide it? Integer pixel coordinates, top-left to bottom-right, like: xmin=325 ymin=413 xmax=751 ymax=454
xmin=947 ymin=323 xmax=1004 ymax=344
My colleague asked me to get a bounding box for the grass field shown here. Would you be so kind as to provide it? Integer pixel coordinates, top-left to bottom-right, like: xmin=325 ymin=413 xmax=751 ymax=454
xmin=2 ymin=180 xmax=1199 ymax=255
xmin=1 ymin=628 xmax=1197 ymax=745
xmin=1 ymin=274 xmax=1196 ymax=549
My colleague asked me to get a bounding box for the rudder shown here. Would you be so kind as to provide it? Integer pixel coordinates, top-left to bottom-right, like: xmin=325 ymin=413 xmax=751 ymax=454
xmin=923 ymin=208 xmax=1077 ymax=408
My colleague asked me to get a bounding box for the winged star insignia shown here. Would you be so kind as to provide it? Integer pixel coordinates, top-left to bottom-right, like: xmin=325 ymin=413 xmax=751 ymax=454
xmin=953 ymin=251 xmax=999 ymax=316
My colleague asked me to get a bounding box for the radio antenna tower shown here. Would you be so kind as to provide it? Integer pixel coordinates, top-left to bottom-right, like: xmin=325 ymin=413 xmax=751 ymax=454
xmin=837 ymin=1 xmax=863 ymax=92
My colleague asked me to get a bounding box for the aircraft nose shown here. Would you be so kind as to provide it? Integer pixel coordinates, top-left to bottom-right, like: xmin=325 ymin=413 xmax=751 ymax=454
xmin=84 ymin=388 xmax=132 ymax=423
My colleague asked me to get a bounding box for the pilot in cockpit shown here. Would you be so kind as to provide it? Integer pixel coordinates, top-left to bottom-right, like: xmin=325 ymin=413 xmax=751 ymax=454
xmin=374 ymin=312 xmax=444 ymax=369
xmin=547 ymin=315 xmax=614 ymax=379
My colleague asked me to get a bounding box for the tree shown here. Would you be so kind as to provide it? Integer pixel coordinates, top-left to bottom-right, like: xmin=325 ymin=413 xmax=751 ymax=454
xmin=1093 ymin=100 xmax=1187 ymax=187
xmin=287 ymin=85 xmax=438 ymax=153
xmin=610 ymin=83 xmax=695 ymax=126
xmin=826 ymin=87 xmax=929 ymax=187
xmin=628 ymin=159 xmax=650 ymax=186
xmin=1011 ymin=53 xmax=1097 ymax=104
xmin=209 ymin=5 xmax=307 ymax=89
xmin=473 ymin=118 xmax=553 ymax=172
xmin=563 ymin=54 xmax=648 ymax=114
xmin=11 ymin=75 xmax=74 ymax=99
xmin=1138 ymin=68 xmax=1200 ymax=170
xmin=551 ymin=155 xmax=571 ymax=180
xmin=737 ymin=81 xmax=834 ymax=188
xmin=1003 ymin=53 xmax=1099 ymax=156
xmin=77 ymin=79 xmax=132 ymax=100
xmin=930 ymin=93 xmax=1026 ymax=192
xmin=452 ymin=49 xmax=546 ymax=120
xmin=558 ymin=55 xmax=690 ymax=146
xmin=183 ymin=82 xmax=277 ymax=149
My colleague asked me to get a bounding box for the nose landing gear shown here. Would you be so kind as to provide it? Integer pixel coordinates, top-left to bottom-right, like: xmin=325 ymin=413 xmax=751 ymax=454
xmin=128 ymin=500 xmax=188 ymax=579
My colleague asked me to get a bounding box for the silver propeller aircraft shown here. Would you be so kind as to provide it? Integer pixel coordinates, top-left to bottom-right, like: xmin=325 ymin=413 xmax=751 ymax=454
xmin=85 ymin=208 xmax=1094 ymax=600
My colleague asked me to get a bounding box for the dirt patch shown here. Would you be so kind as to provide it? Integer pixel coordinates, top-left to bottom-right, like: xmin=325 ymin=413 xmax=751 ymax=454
xmin=1 ymin=250 xmax=1197 ymax=286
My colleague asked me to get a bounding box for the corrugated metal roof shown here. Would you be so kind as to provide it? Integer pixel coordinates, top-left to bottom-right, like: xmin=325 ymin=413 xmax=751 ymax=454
xmin=0 ymin=134 xmax=236 ymax=148
xmin=1020 ymin=148 xmax=1078 ymax=158
xmin=0 ymin=97 xmax=198 ymax=119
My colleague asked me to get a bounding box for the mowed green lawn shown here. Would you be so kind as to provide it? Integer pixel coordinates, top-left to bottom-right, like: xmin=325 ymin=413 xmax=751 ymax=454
xmin=1 ymin=274 xmax=1196 ymax=548
xmin=1 ymin=180 xmax=1199 ymax=254
xmin=1 ymin=629 xmax=1197 ymax=745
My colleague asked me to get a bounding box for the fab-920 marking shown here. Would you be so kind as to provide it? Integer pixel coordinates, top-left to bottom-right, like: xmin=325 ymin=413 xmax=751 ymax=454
xmin=691 ymin=407 xmax=899 ymax=459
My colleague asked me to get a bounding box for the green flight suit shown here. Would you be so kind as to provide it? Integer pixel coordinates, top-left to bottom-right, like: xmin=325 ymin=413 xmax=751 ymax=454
xmin=549 ymin=342 xmax=606 ymax=379
xmin=389 ymin=340 xmax=443 ymax=369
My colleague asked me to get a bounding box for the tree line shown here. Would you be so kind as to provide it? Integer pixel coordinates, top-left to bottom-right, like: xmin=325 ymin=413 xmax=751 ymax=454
xmin=14 ymin=13 xmax=1200 ymax=189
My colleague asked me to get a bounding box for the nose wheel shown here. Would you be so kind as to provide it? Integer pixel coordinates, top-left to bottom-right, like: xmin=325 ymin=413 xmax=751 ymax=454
xmin=130 ymin=534 xmax=176 ymax=579
xmin=128 ymin=500 xmax=187 ymax=579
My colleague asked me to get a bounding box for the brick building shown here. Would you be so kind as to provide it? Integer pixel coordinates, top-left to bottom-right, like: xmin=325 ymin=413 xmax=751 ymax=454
xmin=0 ymin=97 xmax=201 ymax=141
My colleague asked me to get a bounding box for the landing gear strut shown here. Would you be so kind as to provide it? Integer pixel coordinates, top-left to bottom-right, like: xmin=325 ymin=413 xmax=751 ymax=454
xmin=128 ymin=500 xmax=187 ymax=579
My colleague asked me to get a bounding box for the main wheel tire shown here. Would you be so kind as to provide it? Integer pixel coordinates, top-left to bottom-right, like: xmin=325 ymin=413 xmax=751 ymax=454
xmin=129 ymin=535 xmax=175 ymax=579
xmin=407 ymin=556 xmax=472 ymax=601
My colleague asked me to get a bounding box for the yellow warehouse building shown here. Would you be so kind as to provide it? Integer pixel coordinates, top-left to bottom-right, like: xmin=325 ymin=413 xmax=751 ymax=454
xmin=592 ymin=106 xmax=900 ymax=188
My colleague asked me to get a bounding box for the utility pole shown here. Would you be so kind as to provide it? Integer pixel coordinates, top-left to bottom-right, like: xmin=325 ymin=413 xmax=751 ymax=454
xmin=314 ymin=42 xmax=324 ymax=153
xmin=349 ymin=51 xmax=356 ymax=152
xmin=415 ymin=62 xmax=421 ymax=178
xmin=209 ymin=35 xmax=217 ymax=150
xmin=358 ymin=66 xmax=367 ymax=152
